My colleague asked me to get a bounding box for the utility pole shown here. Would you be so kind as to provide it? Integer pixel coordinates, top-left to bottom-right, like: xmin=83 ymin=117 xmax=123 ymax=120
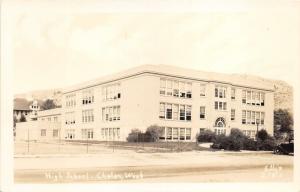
xmin=256 ymin=120 xmax=259 ymax=151
xmin=86 ymin=133 xmax=89 ymax=153
xmin=27 ymin=126 xmax=29 ymax=153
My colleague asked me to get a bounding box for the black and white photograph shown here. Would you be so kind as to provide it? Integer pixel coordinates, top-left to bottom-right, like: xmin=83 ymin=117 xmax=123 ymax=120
xmin=0 ymin=0 xmax=299 ymax=192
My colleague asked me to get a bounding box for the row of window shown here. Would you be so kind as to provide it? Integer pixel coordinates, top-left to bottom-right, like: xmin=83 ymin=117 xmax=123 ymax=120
xmin=40 ymin=116 xmax=59 ymax=122
xmin=82 ymin=109 xmax=94 ymax=123
xmin=242 ymin=90 xmax=265 ymax=106
xmin=102 ymin=83 xmax=121 ymax=101
xmin=82 ymin=89 xmax=94 ymax=105
xmin=65 ymin=112 xmax=75 ymax=125
xmin=81 ymin=129 xmax=94 ymax=139
xmin=159 ymin=127 xmax=191 ymax=141
xmin=65 ymin=129 xmax=75 ymax=139
xmin=159 ymin=102 xmax=192 ymax=121
xmin=214 ymin=101 xmax=227 ymax=110
xmin=40 ymin=129 xmax=59 ymax=137
xmin=242 ymin=110 xmax=265 ymax=125
xmin=215 ymin=86 xmax=227 ymax=98
xmin=160 ymin=79 xmax=192 ymax=98
xmin=66 ymin=93 xmax=76 ymax=107
xmin=101 ymin=128 xmax=120 ymax=140
xmin=242 ymin=130 xmax=256 ymax=139
xmin=102 ymin=106 xmax=121 ymax=122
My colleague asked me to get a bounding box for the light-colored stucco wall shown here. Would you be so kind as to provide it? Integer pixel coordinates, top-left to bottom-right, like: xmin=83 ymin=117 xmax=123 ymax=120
xmin=61 ymin=69 xmax=274 ymax=142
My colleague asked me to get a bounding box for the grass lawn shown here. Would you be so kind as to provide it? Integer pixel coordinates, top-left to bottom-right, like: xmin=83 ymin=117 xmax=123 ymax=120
xmin=65 ymin=140 xmax=218 ymax=152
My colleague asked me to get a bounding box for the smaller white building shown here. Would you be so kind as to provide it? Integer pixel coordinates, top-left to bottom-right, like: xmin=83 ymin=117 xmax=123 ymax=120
xmin=15 ymin=108 xmax=62 ymax=142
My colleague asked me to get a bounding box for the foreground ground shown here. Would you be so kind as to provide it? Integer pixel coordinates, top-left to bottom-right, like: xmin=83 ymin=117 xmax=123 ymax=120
xmin=14 ymin=141 xmax=293 ymax=183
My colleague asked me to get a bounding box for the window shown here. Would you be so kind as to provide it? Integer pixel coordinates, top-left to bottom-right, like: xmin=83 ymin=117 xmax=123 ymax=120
xmin=82 ymin=89 xmax=94 ymax=105
xmin=251 ymin=111 xmax=256 ymax=124
xmin=200 ymin=84 xmax=206 ymax=96
xmin=215 ymin=117 xmax=226 ymax=127
xmin=166 ymin=80 xmax=173 ymax=96
xmin=231 ymin=88 xmax=236 ymax=100
xmin=200 ymin=106 xmax=205 ymax=119
xmin=215 ymin=101 xmax=227 ymax=110
xmin=102 ymin=106 xmax=120 ymax=122
xmin=256 ymin=112 xmax=260 ymax=124
xmin=186 ymin=128 xmax=191 ymax=140
xmin=53 ymin=116 xmax=58 ymax=122
xmin=215 ymin=88 xmax=218 ymax=97
xmin=159 ymin=103 xmax=165 ymax=119
xmin=186 ymin=83 xmax=192 ymax=98
xmin=251 ymin=91 xmax=256 ymax=105
xmin=160 ymin=127 xmax=191 ymax=141
xmin=159 ymin=127 xmax=166 ymax=140
xmin=247 ymin=111 xmax=251 ymax=124
xmin=242 ymin=110 xmax=246 ymax=124
xmin=173 ymin=104 xmax=179 ymax=120
xmin=102 ymin=83 xmax=121 ymax=101
xmin=246 ymin=91 xmax=251 ymax=104
xmin=65 ymin=112 xmax=76 ymax=125
xmin=82 ymin=109 xmax=94 ymax=123
xmin=179 ymin=105 xmax=185 ymax=120
xmin=160 ymin=78 xmax=192 ymax=99
xmin=173 ymin=128 xmax=179 ymax=140
xmin=173 ymin=81 xmax=179 ymax=97
xmin=53 ymin=129 xmax=59 ymax=137
xmin=231 ymin=109 xmax=235 ymax=121
xmin=41 ymin=129 xmax=46 ymax=136
xmin=261 ymin=112 xmax=265 ymax=125
xmin=260 ymin=93 xmax=265 ymax=106
xmin=160 ymin=79 xmax=166 ymax=95
xmin=167 ymin=127 xmax=172 ymax=140
xmin=66 ymin=129 xmax=75 ymax=139
xmin=166 ymin=104 xmax=172 ymax=119
xmin=255 ymin=92 xmax=260 ymax=105
xmin=242 ymin=90 xmax=246 ymax=104
xmin=160 ymin=103 xmax=191 ymax=121
xmin=186 ymin=106 xmax=192 ymax=121
xmin=66 ymin=93 xmax=76 ymax=108
xmin=215 ymin=86 xmax=226 ymax=98
xmin=215 ymin=128 xmax=226 ymax=135
xmin=82 ymin=129 xmax=94 ymax=139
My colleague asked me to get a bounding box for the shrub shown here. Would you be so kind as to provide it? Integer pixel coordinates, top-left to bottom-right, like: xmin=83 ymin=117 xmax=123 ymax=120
xmin=197 ymin=129 xmax=216 ymax=142
xmin=243 ymin=138 xmax=257 ymax=150
xmin=145 ymin=125 xmax=163 ymax=142
xmin=126 ymin=129 xmax=142 ymax=142
xmin=257 ymin=129 xmax=268 ymax=141
xmin=258 ymin=137 xmax=276 ymax=151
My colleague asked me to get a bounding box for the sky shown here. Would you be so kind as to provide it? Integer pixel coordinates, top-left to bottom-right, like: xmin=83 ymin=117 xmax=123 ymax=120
xmin=9 ymin=0 xmax=300 ymax=94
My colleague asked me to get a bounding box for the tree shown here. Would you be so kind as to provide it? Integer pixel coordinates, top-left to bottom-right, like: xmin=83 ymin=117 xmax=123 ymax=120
xmin=41 ymin=99 xmax=56 ymax=110
xmin=274 ymin=109 xmax=293 ymax=140
xmin=13 ymin=115 xmax=18 ymax=127
xmin=274 ymin=109 xmax=293 ymax=132
xmin=20 ymin=113 xmax=27 ymax=122
xmin=257 ymin=129 xmax=269 ymax=141
xmin=145 ymin=125 xmax=163 ymax=142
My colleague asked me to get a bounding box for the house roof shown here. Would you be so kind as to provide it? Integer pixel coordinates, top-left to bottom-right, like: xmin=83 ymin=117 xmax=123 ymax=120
xmin=63 ymin=64 xmax=275 ymax=93
xmin=14 ymin=98 xmax=43 ymax=111
xmin=14 ymin=98 xmax=31 ymax=111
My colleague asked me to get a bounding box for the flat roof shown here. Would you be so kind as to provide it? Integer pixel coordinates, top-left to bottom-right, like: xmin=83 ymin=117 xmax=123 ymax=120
xmin=37 ymin=108 xmax=61 ymax=118
xmin=63 ymin=64 xmax=275 ymax=94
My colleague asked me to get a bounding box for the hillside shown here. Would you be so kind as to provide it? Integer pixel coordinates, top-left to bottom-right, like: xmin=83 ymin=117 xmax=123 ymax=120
xmin=14 ymin=89 xmax=63 ymax=107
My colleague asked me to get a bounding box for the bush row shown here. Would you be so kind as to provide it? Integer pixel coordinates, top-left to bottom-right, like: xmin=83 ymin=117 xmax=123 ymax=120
xmin=198 ymin=128 xmax=276 ymax=151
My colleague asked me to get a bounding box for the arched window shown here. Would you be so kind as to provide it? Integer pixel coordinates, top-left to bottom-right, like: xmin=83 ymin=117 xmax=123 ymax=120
xmin=215 ymin=117 xmax=226 ymax=127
